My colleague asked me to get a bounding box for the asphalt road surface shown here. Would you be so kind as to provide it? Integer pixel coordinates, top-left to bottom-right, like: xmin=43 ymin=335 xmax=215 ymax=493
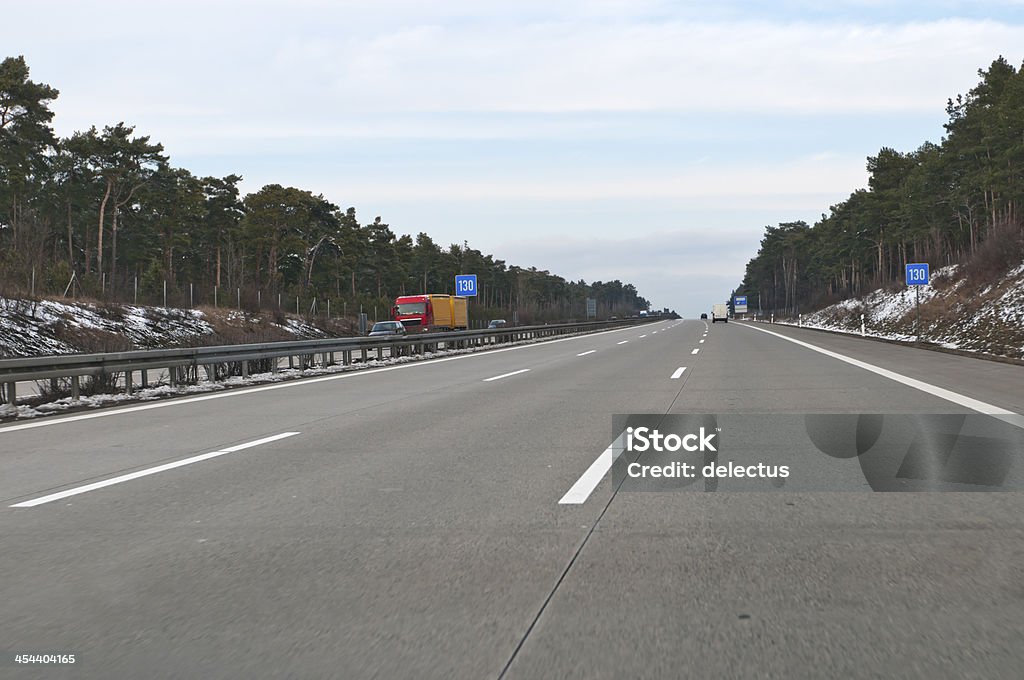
xmin=3 ymin=319 xmax=1023 ymax=679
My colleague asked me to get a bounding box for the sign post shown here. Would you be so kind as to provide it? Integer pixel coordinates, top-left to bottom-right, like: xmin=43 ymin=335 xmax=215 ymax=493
xmin=733 ymin=296 xmax=748 ymax=316
xmin=905 ymin=263 xmax=929 ymax=343
xmin=455 ymin=274 xmax=477 ymax=328
xmin=586 ymin=298 xmax=597 ymax=319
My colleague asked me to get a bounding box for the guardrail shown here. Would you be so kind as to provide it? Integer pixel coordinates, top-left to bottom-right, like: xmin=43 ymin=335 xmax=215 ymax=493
xmin=0 ymin=318 xmax=656 ymax=406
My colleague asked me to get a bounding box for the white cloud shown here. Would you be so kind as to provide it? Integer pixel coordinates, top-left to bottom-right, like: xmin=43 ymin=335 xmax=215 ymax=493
xmin=285 ymin=18 xmax=1023 ymax=115
xmin=314 ymin=154 xmax=868 ymax=202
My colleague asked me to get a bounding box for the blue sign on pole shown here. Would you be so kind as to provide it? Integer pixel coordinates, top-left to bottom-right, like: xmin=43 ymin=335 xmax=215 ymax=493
xmin=455 ymin=274 xmax=478 ymax=296
xmin=905 ymin=263 xmax=929 ymax=286
xmin=733 ymin=296 xmax=748 ymax=312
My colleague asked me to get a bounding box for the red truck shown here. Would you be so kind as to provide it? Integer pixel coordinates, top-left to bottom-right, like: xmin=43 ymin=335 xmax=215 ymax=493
xmin=392 ymin=294 xmax=469 ymax=332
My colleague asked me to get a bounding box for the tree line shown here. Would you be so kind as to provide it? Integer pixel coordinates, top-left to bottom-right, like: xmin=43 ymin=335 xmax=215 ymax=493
xmin=0 ymin=55 xmax=650 ymax=323
xmin=737 ymin=56 xmax=1024 ymax=315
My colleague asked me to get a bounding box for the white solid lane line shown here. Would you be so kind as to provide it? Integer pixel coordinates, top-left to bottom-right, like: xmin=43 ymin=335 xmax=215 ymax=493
xmin=639 ymin=335 xmax=647 ymax=338
xmin=577 ymin=350 xmax=597 ymax=356
xmin=691 ymin=348 xmax=700 ymax=355
xmin=617 ymin=340 xmax=629 ymax=345
xmin=10 ymin=432 xmax=301 ymax=508
xmin=739 ymin=323 xmax=1021 ymax=422
xmin=670 ymin=367 xmax=686 ymax=379
xmin=558 ymin=433 xmax=625 ymax=505
xmin=483 ymin=368 xmax=530 ymax=382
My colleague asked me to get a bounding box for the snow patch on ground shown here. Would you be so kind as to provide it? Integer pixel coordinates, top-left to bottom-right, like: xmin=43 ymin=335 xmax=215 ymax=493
xmin=0 ymin=297 xmax=343 ymax=358
xmin=0 ymin=297 xmax=216 ymax=356
xmin=271 ymin=318 xmax=328 ymax=338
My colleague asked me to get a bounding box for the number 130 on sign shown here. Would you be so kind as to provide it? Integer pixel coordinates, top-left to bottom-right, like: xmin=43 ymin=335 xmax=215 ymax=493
xmin=905 ymin=263 xmax=929 ymax=285
xmin=455 ymin=275 xmax=477 ymax=296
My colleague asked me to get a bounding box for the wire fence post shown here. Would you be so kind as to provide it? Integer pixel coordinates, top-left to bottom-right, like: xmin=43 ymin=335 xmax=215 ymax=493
xmin=163 ymin=280 xmax=167 ymax=308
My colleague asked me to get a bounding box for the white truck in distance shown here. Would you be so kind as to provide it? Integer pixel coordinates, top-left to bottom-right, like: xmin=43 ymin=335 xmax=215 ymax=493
xmin=712 ymin=303 xmax=729 ymax=323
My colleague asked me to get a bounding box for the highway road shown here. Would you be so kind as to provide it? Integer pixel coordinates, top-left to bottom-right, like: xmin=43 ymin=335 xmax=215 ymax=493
xmin=2 ymin=319 xmax=1023 ymax=678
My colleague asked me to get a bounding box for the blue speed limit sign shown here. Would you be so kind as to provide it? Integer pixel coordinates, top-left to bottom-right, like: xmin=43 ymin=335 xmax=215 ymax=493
xmin=455 ymin=274 xmax=477 ymax=296
xmin=905 ymin=263 xmax=929 ymax=285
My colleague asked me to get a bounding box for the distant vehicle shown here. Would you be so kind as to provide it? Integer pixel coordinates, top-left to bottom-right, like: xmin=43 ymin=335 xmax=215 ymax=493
xmin=639 ymin=310 xmax=648 ymax=317
xmin=487 ymin=319 xmax=508 ymax=329
xmin=392 ymin=294 xmax=468 ymax=332
xmin=700 ymin=313 xmax=708 ymax=320
xmin=609 ymin=315 xmax=619 ymax=320
xmin=712 ymin=304 xmax=729 ymax=323
xmin=368 ymin=321 xmax=407 ymax=336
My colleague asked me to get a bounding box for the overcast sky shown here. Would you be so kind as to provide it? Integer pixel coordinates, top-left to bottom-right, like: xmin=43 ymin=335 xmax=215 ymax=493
xmin=5 ymin=1 xmax=1024 ymax=315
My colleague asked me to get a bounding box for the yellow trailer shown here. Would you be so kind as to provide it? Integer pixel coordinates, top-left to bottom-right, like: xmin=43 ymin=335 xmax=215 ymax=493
xmin=418 ymin=294 xmax=468 ymax=331
xmin=450 ymin=296 xmax=468 ymax=330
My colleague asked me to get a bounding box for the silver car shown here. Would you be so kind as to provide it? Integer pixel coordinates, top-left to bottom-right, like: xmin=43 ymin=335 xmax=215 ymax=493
xmin=368 ymin=321 xmax=407 ymax=337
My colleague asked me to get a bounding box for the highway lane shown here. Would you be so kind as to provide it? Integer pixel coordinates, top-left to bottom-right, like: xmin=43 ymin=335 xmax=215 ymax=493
xmin=2 ymin=318 xmax=1023 ymax=679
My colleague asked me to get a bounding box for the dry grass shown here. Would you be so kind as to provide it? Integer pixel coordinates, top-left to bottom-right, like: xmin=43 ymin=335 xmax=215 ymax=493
xmin=52 ymin=325 xmax=133 ymax=354
xmin=964 ymin=220 xmax=1024 ymax=285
